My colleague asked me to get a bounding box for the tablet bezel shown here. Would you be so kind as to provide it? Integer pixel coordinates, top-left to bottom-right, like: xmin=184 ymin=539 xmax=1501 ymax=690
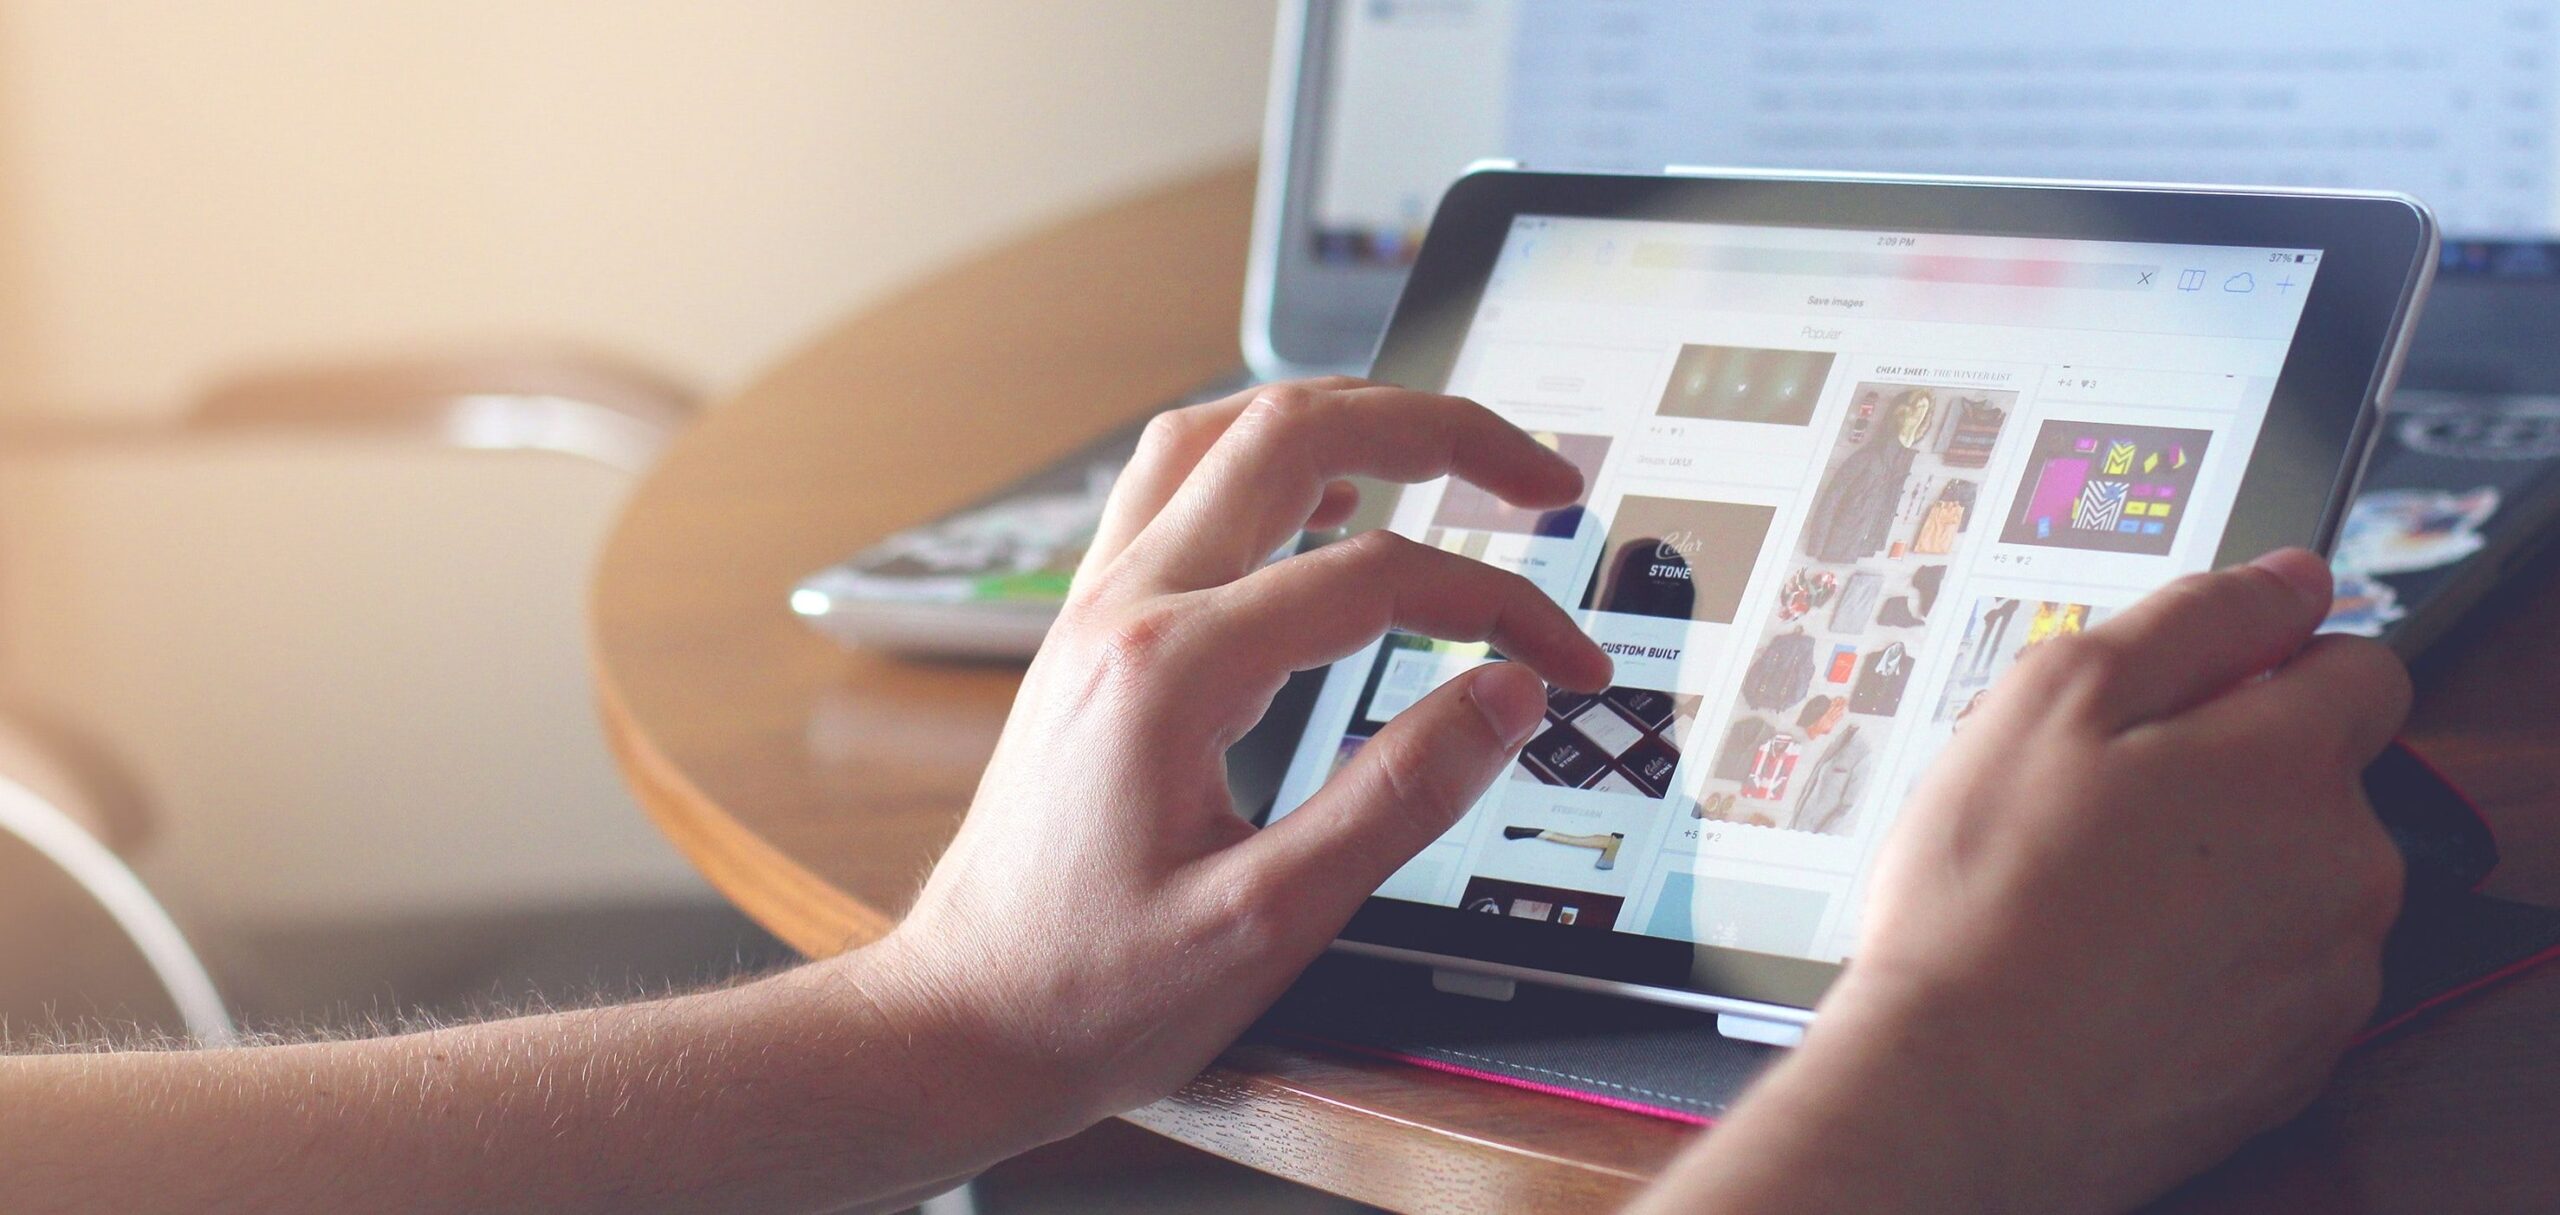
xmin=1256 ymin=168 xmax=2437 ymax=1015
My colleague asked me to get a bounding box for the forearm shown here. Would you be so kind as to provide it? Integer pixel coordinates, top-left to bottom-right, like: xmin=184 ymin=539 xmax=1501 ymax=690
xmin=0 ymin=934 xmax=1078 ymax=1215
xmin=1626 ymin=983 xmax=2016 ymax=1215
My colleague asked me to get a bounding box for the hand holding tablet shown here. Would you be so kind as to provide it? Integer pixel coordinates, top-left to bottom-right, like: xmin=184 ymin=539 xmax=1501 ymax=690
xmin=892 ymin=378 xmax=1611 ymax=1127
xmin=1256 ymin=168 xmax=2438 ymax=1029
xmin=896 ymin=369 xmax=2412 ymax=1211
xmin=891 ymin=169 xmax=2438 ymax=1207
xmin=1634 ymin=549 xmax=2411 ymax=1215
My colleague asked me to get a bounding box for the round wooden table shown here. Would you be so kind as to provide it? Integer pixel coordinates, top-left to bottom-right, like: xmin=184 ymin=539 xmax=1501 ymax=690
xmin=590 ymin=163 xmax=2560 ymax=1213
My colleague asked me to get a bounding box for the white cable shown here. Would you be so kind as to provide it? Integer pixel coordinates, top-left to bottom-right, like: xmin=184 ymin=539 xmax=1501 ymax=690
xmin=0 ymin=777 xmax=236 ymax=1045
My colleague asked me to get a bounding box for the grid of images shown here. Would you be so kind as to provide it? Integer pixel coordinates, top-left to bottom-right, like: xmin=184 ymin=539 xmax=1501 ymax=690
xmin=1414 ymin=406 xmax=1792 ymax=928
xmin=1510 ymin=684 xmax=1702 ymax=800
xmin=2001 ymin=420 xmax=2213 ymax=556
xmin=1692 ymin=380 xmax=2016 ymax=837
xmin=1460 ymin=876 xmax=1625 ymax=931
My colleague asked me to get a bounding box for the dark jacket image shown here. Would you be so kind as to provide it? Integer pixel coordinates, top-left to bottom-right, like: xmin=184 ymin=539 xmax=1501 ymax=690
xmin=1741 ymin=630 xmax=1818 ymax=712
xmin=1713 ymin=714 xmax=1777 ymax=782
xmin=1802 ymin=435 xmax=1916 ymax=563
xmin=1849 ymin=641 xmax=1912 ymax=716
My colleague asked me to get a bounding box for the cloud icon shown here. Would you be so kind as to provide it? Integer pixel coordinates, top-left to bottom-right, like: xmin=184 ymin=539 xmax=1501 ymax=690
xmin=2223 ymin=272 xmax=2255 ymax=293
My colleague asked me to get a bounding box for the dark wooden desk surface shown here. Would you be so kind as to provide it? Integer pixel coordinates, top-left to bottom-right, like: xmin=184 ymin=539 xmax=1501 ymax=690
xmin=588 ymin=163 xmax=2560 ymax=1213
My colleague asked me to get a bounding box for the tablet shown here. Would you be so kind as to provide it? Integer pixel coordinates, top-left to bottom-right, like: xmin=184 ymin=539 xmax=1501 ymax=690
xmin=1256 ymin=168 xmax=2437 ymax=1033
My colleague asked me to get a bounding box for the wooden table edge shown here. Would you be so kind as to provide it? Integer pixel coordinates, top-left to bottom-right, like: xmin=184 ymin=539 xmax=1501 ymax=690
xmin=589 ymin=653 xmax=893 ymax=957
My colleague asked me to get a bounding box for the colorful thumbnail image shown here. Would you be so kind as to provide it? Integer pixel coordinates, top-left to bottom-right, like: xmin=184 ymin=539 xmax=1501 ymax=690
xmin=1932 ymin=595 xmax=2117 ymax=725
xmin=1655 ymin=344 xmax=1837 ymax=426
xmin=1459 ymin=876 xmax=1624 ymax=930
xmin=1510 ymin=684 xmax=1702 ymax=800
xmin=1694 ymin=708 xmax=1875 ymax=837
xmin=2001 ymin=420 xmax=2213 ymax=557
xmin=1581 ymin=495 xmax=1776 ymax=624
xmin=1430 ymin=432 xmax=1612 ymax=536
xmin=1735 ymin=626 xmax=1920 ymax=721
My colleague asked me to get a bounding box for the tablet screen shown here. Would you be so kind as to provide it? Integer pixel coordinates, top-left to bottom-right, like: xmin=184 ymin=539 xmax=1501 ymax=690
xmin=1267 ymin=215 xmax=2323 ymax=965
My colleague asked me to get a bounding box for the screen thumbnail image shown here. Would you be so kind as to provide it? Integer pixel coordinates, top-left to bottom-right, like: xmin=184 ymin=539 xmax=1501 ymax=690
xmin=1582 ymin=495 xmax=1776 ymax=624
xmin=1803 ymin=382 xmax=2015 ymax=564
xmin=1321 ymin=633 xmax=1491 ymax=779
xmin=1643 ymin=870 xmax=1830 ymax=955
xmin=1494 ymin=825 xmax=1627 ymax=873
xmin=1933 ymin=596 xmax=2117 ymax=724
xmin=1655 ymin=344 xmax=1838 ymax=426
xmin=1694 ymin=708 xmax=1875 ymax=837
xmin=1459 ymin=875 xmax=1625 ymax=930
xmin=2001 ymin=420 xmax=2214 ymax=557
xmin=1430 ymin=431 xmax=1612 ymax=535
xmin=1510 ymin=684 xmax=1702 ymax=799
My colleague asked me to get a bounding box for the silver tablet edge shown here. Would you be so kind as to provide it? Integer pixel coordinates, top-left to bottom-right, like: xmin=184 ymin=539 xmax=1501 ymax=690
xmin=1330 ymin=938 xmax=1818 ymax=1028
xmin=2341 ymin=200 xmax=2443 ymax=559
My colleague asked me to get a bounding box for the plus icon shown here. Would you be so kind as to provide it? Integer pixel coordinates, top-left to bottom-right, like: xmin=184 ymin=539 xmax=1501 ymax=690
xmin=2274 ymin=274 xmax=2297 ymax=295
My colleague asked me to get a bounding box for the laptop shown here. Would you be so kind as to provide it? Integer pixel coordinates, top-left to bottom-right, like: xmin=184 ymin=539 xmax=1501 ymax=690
xmin=796 ymin=0 xmax=2560 ymax=658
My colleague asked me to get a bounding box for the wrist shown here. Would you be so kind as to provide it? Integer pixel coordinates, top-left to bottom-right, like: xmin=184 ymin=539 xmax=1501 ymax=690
xmin=724 ymin=931 xmax=1100 ymax=1176
xmin=1639 ymin=976 xmax=2023 ymax=1215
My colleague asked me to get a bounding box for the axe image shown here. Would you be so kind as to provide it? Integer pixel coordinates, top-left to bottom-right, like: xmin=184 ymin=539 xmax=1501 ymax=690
xmin=1501 ymin=826 xmax=1625 ymax=870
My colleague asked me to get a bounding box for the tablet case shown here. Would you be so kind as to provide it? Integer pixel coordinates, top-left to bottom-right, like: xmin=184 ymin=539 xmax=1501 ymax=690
xmin=1257 ymin=741 xmax=2560 ymax=1124
xmin=2326 ymin=390 xmax=2560 ymax=658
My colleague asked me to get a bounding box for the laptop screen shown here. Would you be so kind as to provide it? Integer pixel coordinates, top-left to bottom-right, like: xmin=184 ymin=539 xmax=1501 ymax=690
xmin=1308 ymin=0 xmax=2560 ymax=275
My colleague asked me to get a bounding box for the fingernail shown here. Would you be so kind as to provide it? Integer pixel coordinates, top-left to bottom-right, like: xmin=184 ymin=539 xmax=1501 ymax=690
xmin=2249 ymin=547 xmax=2333 ymax=610
xmin=1470 ymin=662 xmax=1547 ymax=748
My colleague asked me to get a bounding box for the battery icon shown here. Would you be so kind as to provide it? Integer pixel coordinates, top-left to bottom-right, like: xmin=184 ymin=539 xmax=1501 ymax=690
xmin=2294 ymin=254 xmax=2307 ymax=262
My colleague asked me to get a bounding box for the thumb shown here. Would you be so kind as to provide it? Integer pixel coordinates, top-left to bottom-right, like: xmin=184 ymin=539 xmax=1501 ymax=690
xmin=1237 ymin=661 xmax=1546 ymax=921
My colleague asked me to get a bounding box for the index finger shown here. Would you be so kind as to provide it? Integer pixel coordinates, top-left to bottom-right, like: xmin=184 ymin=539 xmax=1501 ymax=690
xmin=1077 ymin=377 xmax=1370 ymax=586
xmin=2040 ymin=548 xmax=2336 ymax=732
xmin=1125 ymin=382 xmax=1586 ymax=590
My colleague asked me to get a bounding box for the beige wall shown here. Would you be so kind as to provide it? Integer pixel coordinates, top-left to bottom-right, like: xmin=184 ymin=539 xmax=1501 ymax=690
xmin=0 ymin=439 xmax=698 ymax=923
xmin=0 ymin=3 xmax=1279 ymax=928
xmin=0 ymin=1 xmax=1278 ymax=420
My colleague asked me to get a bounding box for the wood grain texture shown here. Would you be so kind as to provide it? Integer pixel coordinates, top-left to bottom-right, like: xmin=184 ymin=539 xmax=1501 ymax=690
xmin=589 ymin=161 xmax=2560 ymax=1213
